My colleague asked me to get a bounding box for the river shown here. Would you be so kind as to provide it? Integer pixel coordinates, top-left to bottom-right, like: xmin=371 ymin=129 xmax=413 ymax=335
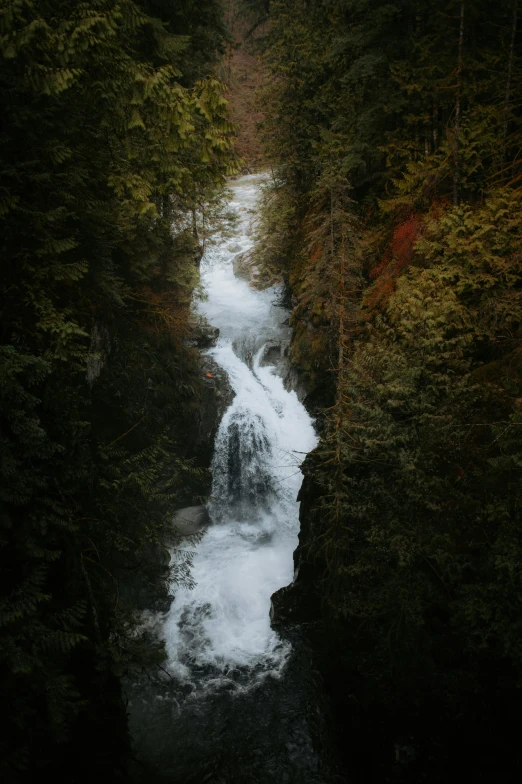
xmin=127 ymin=175 xmax=339 ymax=783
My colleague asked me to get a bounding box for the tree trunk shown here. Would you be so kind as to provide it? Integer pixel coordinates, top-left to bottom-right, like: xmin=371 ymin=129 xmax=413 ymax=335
xmin=453 ymin=1 xmax=465 ymax=206
xmin=502 ymin=1 xmax=518 ymax=167
xmin=336 ymin=204 xmax=345 ymax=469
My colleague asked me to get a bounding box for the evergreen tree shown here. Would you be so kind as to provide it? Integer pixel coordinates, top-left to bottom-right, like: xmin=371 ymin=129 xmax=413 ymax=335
xmin=0 ymin=0 xmax=236 ymax=778
xmin=255 ymin=0 xmax=522 ymax=779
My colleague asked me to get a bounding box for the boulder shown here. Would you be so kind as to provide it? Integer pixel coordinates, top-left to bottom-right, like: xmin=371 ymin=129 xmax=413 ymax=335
xmin=196 ymin=323 xmax=219 ymax=348
xmin=172 ymin=505 xmax=210 ymax=536
xmin=259 ymin=342 xmax=282 ymax=367
xmin=195 ymin=354 xmax=235 ymax=471
xmin=232 ymin=251 xmax=253 ymax=281
xmin=187 ymin=315 xmax=220 ymax=349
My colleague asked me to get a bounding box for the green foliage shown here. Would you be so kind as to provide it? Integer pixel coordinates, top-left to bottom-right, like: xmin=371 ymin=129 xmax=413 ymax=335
xmin=307 ymin=192 xmax=522 ymax=777
xmin=0 ymin=0 xmax=236 ymax=777
xmin=257 ymin=0 xmax=522 ymax=778
xmin=251 ymin=175 xmax=298 ymax=283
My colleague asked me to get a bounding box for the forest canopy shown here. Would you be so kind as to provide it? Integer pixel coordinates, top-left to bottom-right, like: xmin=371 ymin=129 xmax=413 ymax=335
xmin=255 ymin=1 xmax=522 ymax=781
xmin=3 ymin=0 xmax=522 ymax=780
xmin=0 ymin=0 xmax=236 ymax=779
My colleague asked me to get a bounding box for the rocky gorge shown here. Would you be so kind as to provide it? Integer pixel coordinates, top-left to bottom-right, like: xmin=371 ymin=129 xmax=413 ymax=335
xmin=125 ymin=175 xmax=342 ymax=783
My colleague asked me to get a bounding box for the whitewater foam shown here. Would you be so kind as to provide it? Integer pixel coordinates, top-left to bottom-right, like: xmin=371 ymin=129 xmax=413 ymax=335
xmin=163 ymin=175 xmax=318 ymax=686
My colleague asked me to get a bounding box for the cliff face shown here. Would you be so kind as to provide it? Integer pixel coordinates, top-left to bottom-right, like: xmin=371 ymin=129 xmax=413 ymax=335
xmin=224 ymin=2 xmax=522 ymax=781
xmin=271 ymin=456 xmax=323 ymax=630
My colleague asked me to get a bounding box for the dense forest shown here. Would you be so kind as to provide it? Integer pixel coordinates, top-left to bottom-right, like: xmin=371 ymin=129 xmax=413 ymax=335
xmin=0 ymin=1 xmax=236 ymax=780
xmin=255 ymin=0 xmax=522 ymax=781
xmin=3 ymin=0 xmax=522 ymax=781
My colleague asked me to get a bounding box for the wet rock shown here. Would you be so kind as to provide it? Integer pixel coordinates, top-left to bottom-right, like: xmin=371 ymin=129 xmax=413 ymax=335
xmin=154 ymin=594 xmax=174 ymax=613
xmin=249 ymin=264 xmax=261 ymax=286
xmin=270 ymin=580 xmax=322 ymax=629
xmin=193 ymin=355 xmax=235 ymax=472
xmin=271 ymin=462 xmax=326 ymax=635
xmin=232 ymin=251 xmax=254 ymax=281
xmin=274 ymin=341 xmax=309 ymax=403
xmin=187 ymin=315 xmax=220 ymax=349
xmin=197 ymin=324 xmax=219 ymax=348
xmin=172 ymin=505 xmax=210 ymax=536
xmin=259 ymin=342 xmax=282 ymax=367
xmin=232 ymin=250 xmax=284 ymax=290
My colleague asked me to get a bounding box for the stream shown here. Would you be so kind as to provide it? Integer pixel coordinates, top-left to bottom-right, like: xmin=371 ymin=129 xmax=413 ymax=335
xmin=128 ymin=175 xmax=339 ymax=783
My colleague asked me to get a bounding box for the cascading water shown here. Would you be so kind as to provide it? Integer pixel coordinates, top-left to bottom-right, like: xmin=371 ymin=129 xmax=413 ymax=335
xmin=128 ymin=175 xmax=338 ymax=783
xmin=163 ymin=174 xmax=317 ymax=686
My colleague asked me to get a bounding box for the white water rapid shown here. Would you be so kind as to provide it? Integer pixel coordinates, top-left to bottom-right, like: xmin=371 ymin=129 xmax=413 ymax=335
xmin=163 ymin=174 xmax=318 ymax=686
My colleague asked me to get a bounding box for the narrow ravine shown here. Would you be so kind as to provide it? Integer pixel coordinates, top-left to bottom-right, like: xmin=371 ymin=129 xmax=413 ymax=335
xmin=128 ymin=176 xmax=337 ymax=783
xmin=165 ymin=174 xmax=317 ymax=684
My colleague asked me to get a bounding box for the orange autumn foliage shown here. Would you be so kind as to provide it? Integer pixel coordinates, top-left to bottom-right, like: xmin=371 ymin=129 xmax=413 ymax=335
xmin=127 ymin=285 xmax=191 ymax=348
xmin=363 ymin=213 xmax=424 ymax=317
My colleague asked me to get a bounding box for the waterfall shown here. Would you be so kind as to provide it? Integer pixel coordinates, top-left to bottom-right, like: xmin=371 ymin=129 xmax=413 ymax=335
xmin=128 ymin=176 xmax=334 ymax=784
xmin=163 ymin=174 xmax=318 ymax=686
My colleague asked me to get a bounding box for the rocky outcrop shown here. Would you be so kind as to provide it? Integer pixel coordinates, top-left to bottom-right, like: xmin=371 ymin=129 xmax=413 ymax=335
xmin=270 ymin=456 xmax=324 ymax=632
xmin=232 ymin=249 xmax=285 ymax=290
xmin=172 ymin=505 xmax=210 ymax=536
xmin=125 ymin=321 xmax=232 ymax=616
xmin=196 ymin=322 xmax=220 ymax=348
xmin=186 ymin=314 xmax=220 ymax=349
xmin=232 ymin=250 xmax=259 ymax=284
xmin=195 ymin=354 xmax=234 ymax=472
xmin=181 ymin=314 xmax=235 ymax=474
xmin=259 ymin=341 xmax=283 ymax=367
